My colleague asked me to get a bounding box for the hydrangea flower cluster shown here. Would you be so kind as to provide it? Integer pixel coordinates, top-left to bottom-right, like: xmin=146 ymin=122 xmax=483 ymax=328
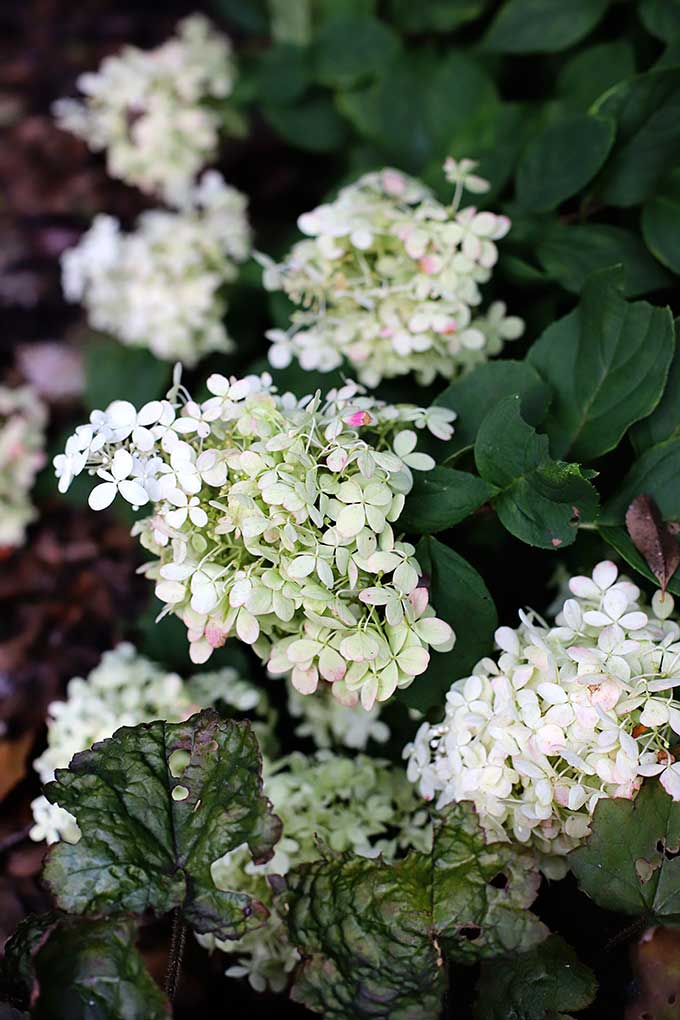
xmin=202 ymin=751 xmax=432 ymax=992
xmin=30 ymin=643 xmax=265 ymax=845
xmin=287 ymin=683 xmax=389 ymax=749
xmin=0 ymin=384 xmax=47 ymax=549
xmin=406 ymin=561 xmax=680 ymax=867
xmin=260 ymin=159 xmax=523 ymax=387
xmin=53 ymin=15 xmax=239 ymax=204
xmin=53 ymin=373 xmax=456 ymax=710
xmin=61 ymin=171 xmax=251 ymax=366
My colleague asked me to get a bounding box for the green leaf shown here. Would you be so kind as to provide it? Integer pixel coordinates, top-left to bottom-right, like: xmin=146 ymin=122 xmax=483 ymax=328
xmin=516 ymin=114 xmax=615 ymax=212
xmin=528 ymin=267 xmax=675 ymax=460
xmin=599 ymin=524 xmax=680 ymax=596
xmin=557 ymin=40 xmax=636 ymax=111
xmin=284 ymin=803 xmax=547 ymax=1020
xmin=642 ymin=171 xmax=680 ymax=274
xmin=43 ymin=710 xmax=281 ymax=940
xmin=601 ymin=436 xmax=680 ymax=524
xmin=84 ymin=335 xmax=170 ymax=413
xmin=387 ymin=0 xmax=489 ymax=32
xmin=570 ymin=780 xmax=680 ymax=923
xmin=264 ymin=93 xmax=349 ymax=152
xmin=435 ymin=359 xmax=551 ymax=459
xmin=400 ymin=467 xmax=497 ymax=534
xmin=474 ymin=936 xmax=597 ymax=1020
xmin=268 ymin=0 xmax=313 ymax=44
xmin=593 ymin=68 xmax=680 ymax=207
xmin=639 ymin=0 xmax=680 ymax=39
xmin=537 ymin=222 xmax=673 ymax=297
xmin=253 ymin=44 xmax=312 ymax=106
xmin=2 ymin=914 xmax=170 ymax=1020
xmin=475 ymin=397 xmax=599 ymax=549
xmin=401 ymin=537 xmax=497 ymax=710
xmin=483 ymin=0 xmax=609 ymax=53
xmin=425 ymin=52 xmax=498 ymax=155
xmin=631 ymin=323 xmax=680 ymax=453
xmin=313 ymin=16 xmax=400 ymax=89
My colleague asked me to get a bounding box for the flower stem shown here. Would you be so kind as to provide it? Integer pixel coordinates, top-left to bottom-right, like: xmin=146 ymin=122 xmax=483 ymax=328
xmin=164 ymin=907 xmax=186 ymax=1001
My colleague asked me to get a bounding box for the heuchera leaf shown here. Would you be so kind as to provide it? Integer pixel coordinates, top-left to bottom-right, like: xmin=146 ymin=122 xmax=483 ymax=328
xmin=1 ymin=914 xmax=170 ymax=1020
xmin=569 ymin=781 xmax=680 ymax=924
xmin=400 ymin=536 xmax=497 ymax=710
xmin=625 ymin=495 xmax=680 ymax=594
xmin=473 ymin=936 xmax=597 ymax=1020
xmin=283 ymin=803 xmax=548 ymax=1020
xmin=474 ymin=396 xmax=599 ymax=549
xmin=43 ymin=710 xmax=282 ymax=940
xmin=528 ymin=267 xmax=675 ymax=461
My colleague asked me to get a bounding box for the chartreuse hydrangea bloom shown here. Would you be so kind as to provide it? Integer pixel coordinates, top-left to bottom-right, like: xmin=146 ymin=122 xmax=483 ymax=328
xmin=61 ymin=171 xmax=251 ymax=366
xmin=287 ymin=683 xmax=389 ymax=749
xmin=406 ymin=561 xmax=680 ymax=872
xmin=201 ymin=751 xmax=432 ymax=993
xmin=259 ymin=159 xmax=523 ymax=388
xmin=53 ymin=15 xmax=240 ymax=204
xmin=30 ymin=643 xmax=268 ymax=845
xmin=0 ymin=384 xmax=47 ymax=549
xmin=53 ymin=373 xmax=455 ymax=710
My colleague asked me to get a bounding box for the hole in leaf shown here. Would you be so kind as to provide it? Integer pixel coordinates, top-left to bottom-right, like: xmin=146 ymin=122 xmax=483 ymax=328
xmin=172 ymin=785 xmax=189 ymax=801
xmin=458 ymin=925 xmax=482 ymax=941
xmin=488 ymin=872 xmax=508 ymax=890
xmin=656 ymin=839 xmax=680 ymax=861
xmin=669 ymin=993 xmax=678 ymax=1005
xmin=169 ymin=749 xmax=191 ymax=778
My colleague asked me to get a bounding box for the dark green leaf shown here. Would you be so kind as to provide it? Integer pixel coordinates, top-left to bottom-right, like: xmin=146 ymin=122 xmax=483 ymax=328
xmin=639 ymin=0 xmax=680 ymax=39
xmin=557 ymin=41 xmax=636 ymax=110
xmin=528 ymin=267 xmax=675 ymax=460
xmin=43 ymin=710 xmax=281 ymax=940
xmin=599 ymin=524 xmax=680 ymax=597
xmin=483 ymin=0 xmax=609 ymax=53
xmin=264 ymin=94 xmax=348 ymax=152
xmin=642 ymin=171 xmax=680 ymax=274
xmin=84 ymin=335 xmax=170 ymax=414
xmin=211 ymin=0 xmax=268 ymax=34
xmin=435 ymin=359 xmax=551 ymax=459
xmin=314 ymin=16 xmax=400 ymax=89
xmin=400 ymin=467 xmax=498 ymax=534
xmin=537 ymin=222 xmax=672 ymax=297
xmin=475 ymin=397 xmax=599 ymax=549
xmin=593 ymin=68 xmax=680 ymax=207
xmin=631 ymin=322 xmax=680 ymax=453
xmin=401 ymin=537 xmax=497 ymax=710
xmin=253 ymin=44 xmax=312 ymax=107
xmin=570 ymin=780 xmax=680 ymax=923
xmin=285 ymin=803 xmax=547 ymax=1020
xmin=2 ymin=914 xmax=170 ymax=1020
xmin=425 ymin=53 xmax=498 ymax=155
xmin=516 ymin=114 xmax=615 ymax=212
xmin=387 ymin=0 xmax=489 ymax=32
xmin=601 ymin=436 xmax=680 ymax=524
xmin=474 ymin=936 xmax=597 ymax=1019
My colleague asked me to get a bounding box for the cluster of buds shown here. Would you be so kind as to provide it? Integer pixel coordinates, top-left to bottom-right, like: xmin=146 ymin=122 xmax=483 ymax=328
xmin=0 ymin=384 xmax=47 ymax=549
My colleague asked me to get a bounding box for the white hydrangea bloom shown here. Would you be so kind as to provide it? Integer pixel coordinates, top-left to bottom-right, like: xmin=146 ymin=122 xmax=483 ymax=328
xmin=30 ymin=643 xmax=262 ymax=844
xmin=0 ymin=384 xmax=47 ymax=548
xmin=406 ymin=561 xmax=680 ymax=868
xmin=54 ymin=373 xmax=456 ymax=710
xmin=53 ymin=15 xmax=238 ymax=204
xmin=201 ymin=751 xmax=431 ymax=992
xmin=60 ymin=171 xmax=251 ymax=366
xmin=260 ymin=162 xmax=523 ymax=388
xmin=287 ymin=682 xmax=389 ymax=749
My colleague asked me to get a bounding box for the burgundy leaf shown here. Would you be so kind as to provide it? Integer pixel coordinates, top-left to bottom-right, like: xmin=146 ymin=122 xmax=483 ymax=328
xmin=625 ymin=495 xmax=680 ymax=595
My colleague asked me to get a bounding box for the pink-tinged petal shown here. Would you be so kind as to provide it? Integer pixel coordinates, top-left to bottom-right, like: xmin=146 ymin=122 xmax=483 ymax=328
xmin=88 ymin=482 xmax=117 ymax=511
xmin=318 ymin=645 xmax=347 ymax=683
xmin=205 ymin=621 xmax=228 ymax=649
xmin=189 ymin=639 xmax=212 ymax=665
xmin=345 ymin=411 xmax=373 ymax=427
xmin=236 ymin=609 xmax=259 ymax=645
xmin=410 ymin=586 xmax=429 ymax=616
xmin=569 ymin=576 xmax=600 ymax=599
xmin=360 ymin=676 xmax=379 ymax=711
xmin=292 ymin=665 xmax=319 ymax=695
xmin=619 ymin=611 xmax=648 ymax=631
xmin=396 ymin=645 xmax=430 ymax=677
xmin=592 ymin=560 xmax=618 ymax=590
xmin=660 ymin=763 xmax=680 ymax=800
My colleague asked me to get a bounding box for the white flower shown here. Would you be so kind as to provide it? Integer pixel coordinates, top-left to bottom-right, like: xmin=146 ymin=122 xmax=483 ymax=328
xmin=0 ymin=385 xmax=47 ymax=548
xmin=57 ymin=373 xmax=455 ymax=710
xmin=53 ymin=15 xmax=239 ymax=204
xmin=60 ymin=172 xmax=251 ymax=366
xmin=406 ymin=560 xmax=680 ymax=867
xmin=261 ymin=162 xmax=521 ymax=387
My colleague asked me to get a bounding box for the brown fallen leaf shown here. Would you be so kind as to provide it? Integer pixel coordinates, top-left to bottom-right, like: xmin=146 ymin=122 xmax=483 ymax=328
xmin=625 ymin=495 xmax=680 ymax=595
xmin=0 ymin=731 xmax=34 ymax=803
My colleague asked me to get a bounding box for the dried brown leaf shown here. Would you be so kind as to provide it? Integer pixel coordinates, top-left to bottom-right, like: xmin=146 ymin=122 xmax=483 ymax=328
xmin=625 ymin=495 xmax=680 ymax=594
